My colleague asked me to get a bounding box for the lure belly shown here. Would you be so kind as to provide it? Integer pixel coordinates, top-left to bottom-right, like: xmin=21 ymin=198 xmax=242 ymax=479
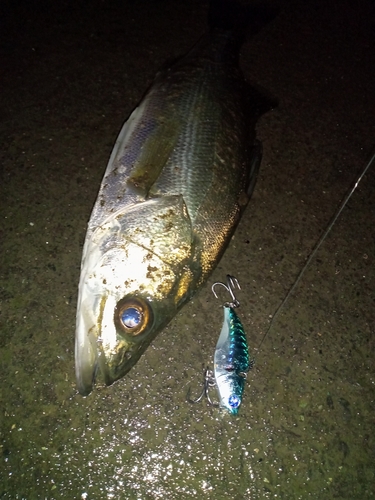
xmin=214 ymin=306 xmax=250 ymax=414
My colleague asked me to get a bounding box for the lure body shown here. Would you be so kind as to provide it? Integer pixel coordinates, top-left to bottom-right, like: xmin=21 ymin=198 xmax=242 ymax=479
xmin=214 ymin=306 xmax=250 ymax=414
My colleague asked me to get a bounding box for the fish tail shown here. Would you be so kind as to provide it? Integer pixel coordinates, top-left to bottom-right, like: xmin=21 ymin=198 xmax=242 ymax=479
xmin=208 ymin=0 xmax=278 ymax=38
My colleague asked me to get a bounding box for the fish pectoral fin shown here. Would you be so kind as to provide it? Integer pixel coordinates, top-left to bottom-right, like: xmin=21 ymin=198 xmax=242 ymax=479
xmin=103 ymin=92 xmax=182 ymax=193
xmin=125 ymin=114 xmax=181 ymax=194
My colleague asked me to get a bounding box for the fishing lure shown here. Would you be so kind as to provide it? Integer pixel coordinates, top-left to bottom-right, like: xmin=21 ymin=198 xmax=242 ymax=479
xmin=188 ymin=275 xmax=252 ymax=414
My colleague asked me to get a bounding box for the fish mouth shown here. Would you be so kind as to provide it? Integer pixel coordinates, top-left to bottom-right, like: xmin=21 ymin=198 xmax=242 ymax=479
xmin=75 ymin=299 xmax=143 ymax=396
xmin=97 ymin=337 xmax=152 ymax=388
xmin=75 ymin=326 xmax=156 ymax=396
xmin=75 ymin=289 xmax=165 ymax=396
xmin=75 ymin=327 xmax=98 ymax=396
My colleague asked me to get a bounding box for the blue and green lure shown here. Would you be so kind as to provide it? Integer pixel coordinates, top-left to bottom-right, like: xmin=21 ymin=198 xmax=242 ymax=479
xmin=214 ymin=301 xmax=251 ymax=414
xmin=188 ymin=275 xmax=252 ymax=414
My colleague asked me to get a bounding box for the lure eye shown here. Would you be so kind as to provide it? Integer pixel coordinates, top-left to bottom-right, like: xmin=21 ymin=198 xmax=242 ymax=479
xmin=115 ymin=297 xmax=153 ymax=337
xmin=228 ymin=394 xmax=241 ymax=409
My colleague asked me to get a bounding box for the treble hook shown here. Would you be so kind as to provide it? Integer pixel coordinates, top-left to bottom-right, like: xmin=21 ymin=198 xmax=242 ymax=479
xmin=186 ymin=367 xmax=219 ymax=407
xmin=211 ymin=274 xmax=241 ymax=308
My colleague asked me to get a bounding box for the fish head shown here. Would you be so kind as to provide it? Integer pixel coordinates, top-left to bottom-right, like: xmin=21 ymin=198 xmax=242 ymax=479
xmin=75 ymin=195 xmax=195 ymax=395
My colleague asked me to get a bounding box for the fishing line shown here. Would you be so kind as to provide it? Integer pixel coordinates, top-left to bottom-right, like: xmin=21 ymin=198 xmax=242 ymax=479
xmin=254 ymin=148 xmax=375 ymax=357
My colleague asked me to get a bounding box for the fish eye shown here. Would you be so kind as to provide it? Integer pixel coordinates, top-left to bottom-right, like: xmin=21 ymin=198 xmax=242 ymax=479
xmin=228 ymin=394 xmax=240 ymax=409
xmin=115 ymin=297 xmax=153 ymax=336
xmin=121 ymin=307 xmax=141 ymax=328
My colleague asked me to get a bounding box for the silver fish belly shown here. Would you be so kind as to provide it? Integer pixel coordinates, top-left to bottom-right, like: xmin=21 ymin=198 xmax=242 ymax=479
xmin=75 ymin=22 xmax=269 ymax=395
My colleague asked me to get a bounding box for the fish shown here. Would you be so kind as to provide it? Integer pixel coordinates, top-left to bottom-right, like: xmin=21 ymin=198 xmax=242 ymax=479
xmin=75 ymin=0 xmax=276 ymax=395
xmin=214 ymin=305 xmax=251 ymax=414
